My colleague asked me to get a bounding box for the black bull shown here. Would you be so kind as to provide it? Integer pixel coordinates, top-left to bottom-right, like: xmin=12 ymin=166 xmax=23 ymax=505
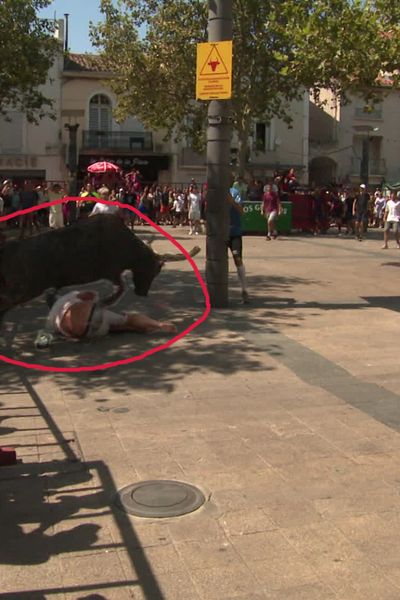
xmin=0 ymin=215 xmax=200 ymax=317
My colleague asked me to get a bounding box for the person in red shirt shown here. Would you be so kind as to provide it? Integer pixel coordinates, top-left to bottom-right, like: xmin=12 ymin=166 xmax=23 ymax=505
xmin=262 ymin=183 xmax=281 ymax=240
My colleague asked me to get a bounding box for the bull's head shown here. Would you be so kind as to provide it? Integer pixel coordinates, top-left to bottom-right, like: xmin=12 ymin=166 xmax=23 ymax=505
xmin=132 ymin=245 xmax=200 ymax=296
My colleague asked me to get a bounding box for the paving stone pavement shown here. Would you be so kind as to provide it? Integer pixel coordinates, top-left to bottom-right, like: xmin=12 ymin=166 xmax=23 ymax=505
xmin=1 ymin=227 xmax=400 ymax=599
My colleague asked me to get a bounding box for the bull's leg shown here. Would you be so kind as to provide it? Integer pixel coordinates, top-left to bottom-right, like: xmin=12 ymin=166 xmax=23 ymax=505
xmin=45 ymin=288 xmax=58 ymax=309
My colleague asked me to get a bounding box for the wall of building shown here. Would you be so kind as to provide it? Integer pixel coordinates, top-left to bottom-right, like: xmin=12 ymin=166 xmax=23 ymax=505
xmin=337 ymin=89 xmax=400 ymax=186
xmin=171 ymin=93 xmax=309 ymax=185
xmin=0 ymin=34 xmax=64 ymax=184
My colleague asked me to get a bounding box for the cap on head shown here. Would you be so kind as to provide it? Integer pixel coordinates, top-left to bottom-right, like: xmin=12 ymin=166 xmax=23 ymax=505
xmin=360 ymin=184 xmax=366 ymax=189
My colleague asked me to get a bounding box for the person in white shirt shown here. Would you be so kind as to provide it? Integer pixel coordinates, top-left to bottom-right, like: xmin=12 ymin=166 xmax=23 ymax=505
xmin=90 ymin=187 xmax=121 ymax=217
xmin=374 ymin=190 xmax=386 ymax=228
xmin=382 ymin=192 xmax=400 ymax=249
xmin=48 ymin=183 xmax=65 ymax=229
xmin=187 ymin=184 xmax=201 ymax=235
xmin=172 ymin=190 xmax=185 ymax=227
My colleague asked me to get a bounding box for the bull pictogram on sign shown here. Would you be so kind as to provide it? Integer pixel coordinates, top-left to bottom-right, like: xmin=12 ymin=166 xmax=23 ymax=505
xmin=200 ymin=44 xmax=229 ymax=76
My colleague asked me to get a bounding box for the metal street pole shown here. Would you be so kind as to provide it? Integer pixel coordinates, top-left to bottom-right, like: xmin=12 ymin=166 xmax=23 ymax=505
xmin=205 ymin=0 xmax=233 ymax=308
xmin=360 ymin=135 xmax=370 ymax=186
xmin=64 ymin=123 xmax=79 ymax=221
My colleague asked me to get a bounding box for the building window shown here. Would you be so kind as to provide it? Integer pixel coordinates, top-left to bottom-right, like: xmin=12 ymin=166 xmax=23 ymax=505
xmin=89 ymin=94 xmax=112 ymax=132
xmin=254 ymin=122 xmax=271 ymax=152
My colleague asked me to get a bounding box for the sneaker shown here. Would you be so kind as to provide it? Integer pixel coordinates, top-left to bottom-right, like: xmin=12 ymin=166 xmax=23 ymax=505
xmin=188 ymin=230 xmax=193 ymax=235
xmin=35 ymin=331 xmax=53 ymax=349
xmin=266 ymin=235 xmax=271 ymax=241
xmin=241 ymin=290 xmax=250 ymax=304
xmin=195 ymin=231 xmax=199 ymax=235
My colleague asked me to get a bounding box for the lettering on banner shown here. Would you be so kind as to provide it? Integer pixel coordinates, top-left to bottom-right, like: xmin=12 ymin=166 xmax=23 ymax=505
xmin=243 ymin=203 xmax=262 ymax=214
xmin=0 ymin=155 xmax=38 ymax=169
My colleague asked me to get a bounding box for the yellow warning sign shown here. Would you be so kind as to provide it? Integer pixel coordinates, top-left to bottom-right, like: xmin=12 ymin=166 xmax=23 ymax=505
xmin=196 ymin=40 xmax=232 ymax=100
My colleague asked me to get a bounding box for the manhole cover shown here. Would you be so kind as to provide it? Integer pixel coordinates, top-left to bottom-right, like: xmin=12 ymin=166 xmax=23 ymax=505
xmin=115 ymin=480 xmax=206 ymax=518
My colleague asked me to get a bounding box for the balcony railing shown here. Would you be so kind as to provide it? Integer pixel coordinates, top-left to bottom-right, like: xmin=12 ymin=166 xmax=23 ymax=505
xmin=354 ymin=107 xmax=383 ymax=120
xmin=82 ymin=130 xmax=153 ymax=151
xmin=351 ymin=157 xmax=386 ymax=176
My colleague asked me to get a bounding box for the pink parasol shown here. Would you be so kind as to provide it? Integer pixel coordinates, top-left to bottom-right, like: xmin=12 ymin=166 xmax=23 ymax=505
xmin=87 ymin=161 xmax=121 ymax=174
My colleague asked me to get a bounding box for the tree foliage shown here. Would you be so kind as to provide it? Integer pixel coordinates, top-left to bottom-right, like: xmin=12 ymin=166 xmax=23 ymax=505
xmin=0 ymin=0 xmax=59 ymax=122
xmin=91 ymin=0 xmax=400 ymax=174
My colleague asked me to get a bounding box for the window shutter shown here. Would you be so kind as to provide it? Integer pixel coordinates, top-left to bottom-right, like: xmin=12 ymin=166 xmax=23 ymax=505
xmin=89 ymin=95 xmax=111 ymax=132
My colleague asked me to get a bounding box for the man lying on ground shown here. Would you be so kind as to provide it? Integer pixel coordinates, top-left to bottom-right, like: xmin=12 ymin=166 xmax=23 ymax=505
xmin=35 ymin=289 xmax=176 ymax=348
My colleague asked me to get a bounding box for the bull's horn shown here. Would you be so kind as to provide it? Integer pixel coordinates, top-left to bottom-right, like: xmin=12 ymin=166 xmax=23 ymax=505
xmin=157 ymin=246 xmax=201 ymax=262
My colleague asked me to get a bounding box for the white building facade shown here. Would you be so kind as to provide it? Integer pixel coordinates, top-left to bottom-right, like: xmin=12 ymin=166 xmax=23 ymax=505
xmin=4 ymin=17 xmax=399 ymax=191
xmin=0 ymin=23 xmax=65 ymax=185
xmin=309 ymin=84 xmax=400 ymax=188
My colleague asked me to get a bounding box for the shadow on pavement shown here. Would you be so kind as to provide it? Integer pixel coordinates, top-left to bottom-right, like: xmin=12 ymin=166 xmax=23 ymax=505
xmin=0 ymin=271 xmax=317 ymax=392
xmin=0 ymin=377 xmax=165 ymax=600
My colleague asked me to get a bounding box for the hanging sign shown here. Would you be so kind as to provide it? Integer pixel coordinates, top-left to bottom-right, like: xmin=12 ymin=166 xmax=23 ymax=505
xmin=196 ymin=40 xmax=233 ymax=100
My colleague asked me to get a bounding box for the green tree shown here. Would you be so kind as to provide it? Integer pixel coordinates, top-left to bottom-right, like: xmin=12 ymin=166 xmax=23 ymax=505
xmin=91 ymin=0 xmax=400 ymax=175
xmin=0 ymin=0 xmax=59 ymax=122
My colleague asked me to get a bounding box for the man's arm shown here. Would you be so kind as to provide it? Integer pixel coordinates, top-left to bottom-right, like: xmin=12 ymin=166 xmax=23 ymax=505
xmin=228 ymin=192 xmax=243 ymax=214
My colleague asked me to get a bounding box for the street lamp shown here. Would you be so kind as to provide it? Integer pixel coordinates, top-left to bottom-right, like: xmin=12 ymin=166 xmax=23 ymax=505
xmin=353 ymin=125 xmax=379 ymax=186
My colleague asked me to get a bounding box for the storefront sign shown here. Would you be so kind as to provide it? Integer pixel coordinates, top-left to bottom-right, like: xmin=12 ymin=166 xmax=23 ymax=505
xmin=79 ymin=154 xmax=169 ymax=172
xmin=0 ymin=156 xmax=38 ymax=169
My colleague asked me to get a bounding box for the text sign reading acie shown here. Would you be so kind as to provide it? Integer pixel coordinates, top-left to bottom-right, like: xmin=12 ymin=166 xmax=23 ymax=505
xmin=196 ymin=41 xmax=232 ymax=100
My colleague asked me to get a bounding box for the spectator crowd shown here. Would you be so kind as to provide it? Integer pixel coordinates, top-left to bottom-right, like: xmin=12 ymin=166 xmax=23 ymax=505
xmin=1 ymin=168 xmax=399 ymax=248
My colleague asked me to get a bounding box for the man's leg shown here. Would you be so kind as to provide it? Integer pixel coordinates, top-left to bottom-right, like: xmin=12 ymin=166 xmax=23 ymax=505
xmin=269 ymin=212 xmax=278 ymax=238
xmin=123 ymin=313 xmax=177 ymax=334
xmin=27 ymin=214 xmax=33 ymax=237
xmin=382 ymin=222 xmax=390 ymax=248
xmin=88 ymin=307 xmax=176 ymax=336
xmin=267 ymin=213 xmax=273 ymax=238
xmin=356 ymin=219 xmax=362 ymax=240
xmin=231 ymin=237 xmax=250 ymax=303
xmin=19 ymin=214 xmax=25 ymax=239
